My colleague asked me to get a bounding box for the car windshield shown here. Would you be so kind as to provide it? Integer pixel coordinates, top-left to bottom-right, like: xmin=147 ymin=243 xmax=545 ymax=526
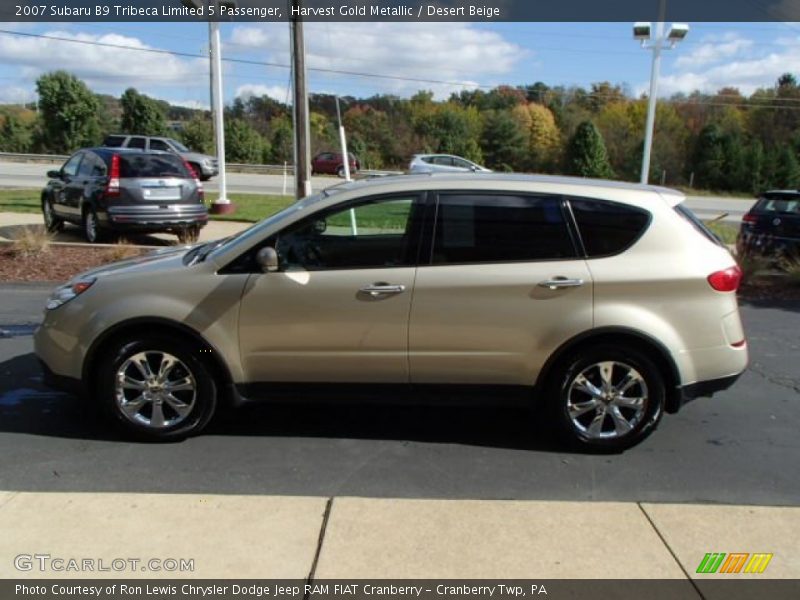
xmin=168 ymin=139 xmax=190 ymax=152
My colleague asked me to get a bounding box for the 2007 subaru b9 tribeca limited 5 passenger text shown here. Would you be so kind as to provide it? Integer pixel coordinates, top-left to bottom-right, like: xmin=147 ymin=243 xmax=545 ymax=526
xmin=34 ymin=174 xmax=748 ymax=450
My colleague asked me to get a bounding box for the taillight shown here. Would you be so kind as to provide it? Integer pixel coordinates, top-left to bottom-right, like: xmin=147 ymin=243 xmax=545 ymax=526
xmin=742 ymin=212 xmax=757 ymax=225
xmin=708 ymin=266 xmax=742 ymax=292
xmin=104 ymin=154 xmax=120 ymax=197
xmin=184 ymin=160 xmax=204 ymax=201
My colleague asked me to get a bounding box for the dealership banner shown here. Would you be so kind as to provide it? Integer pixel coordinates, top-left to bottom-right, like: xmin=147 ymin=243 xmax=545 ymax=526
xmin=5 ymin=580 xmax=800 ymax=599
xmin=2 ymin=0 xmax=800 ymax=22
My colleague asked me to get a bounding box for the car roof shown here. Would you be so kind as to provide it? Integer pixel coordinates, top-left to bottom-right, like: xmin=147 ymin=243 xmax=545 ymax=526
xmin=328 ymin=172 xmax=684 ymax=202
xmin=86 ymin=147 xmax=176 ymax=157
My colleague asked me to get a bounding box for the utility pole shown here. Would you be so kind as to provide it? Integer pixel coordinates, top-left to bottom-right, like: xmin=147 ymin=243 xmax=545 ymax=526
xmin=291 ymin=0 xmax=312 ymax=200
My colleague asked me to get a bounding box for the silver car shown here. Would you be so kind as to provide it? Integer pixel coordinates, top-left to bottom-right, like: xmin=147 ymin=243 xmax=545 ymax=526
xmin=35 ymin=174 xmax=748 ymax=450
xmin=409 ymin=154 xmax=492 ymax=174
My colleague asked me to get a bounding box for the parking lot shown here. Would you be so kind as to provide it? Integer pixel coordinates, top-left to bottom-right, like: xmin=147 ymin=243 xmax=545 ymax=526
xmin=0 ymin=283 xmax=797 ymax=505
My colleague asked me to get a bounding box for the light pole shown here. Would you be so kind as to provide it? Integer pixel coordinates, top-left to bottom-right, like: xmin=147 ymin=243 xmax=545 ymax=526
xmin=634 ymin=6 xmax=689 ymax=184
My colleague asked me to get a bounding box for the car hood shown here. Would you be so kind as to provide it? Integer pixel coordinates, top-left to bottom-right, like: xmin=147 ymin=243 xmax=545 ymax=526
xmin=75 ymin=245 xmax=193 ymax=281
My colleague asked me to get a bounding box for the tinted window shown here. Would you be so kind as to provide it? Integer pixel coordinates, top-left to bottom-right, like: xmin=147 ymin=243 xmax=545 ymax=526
xmin=149 ymin=139 xmax=172 ymax=152
xmin=103 ymin=136 xmax=126 ymax=147
xmin=755 ymin=195 xmax=800 ymax=213
xmin=119 ymin=154 xmax=189 ymax=178
xmin=62 ymin=153 xmax=83 ymax=177
xmin=431 ymin=194 xmax=576 ymax=264
xmin=570 ymin=198 xmax=651 ymax=257
xmin=128 ymin=137 xmax=146 ymax=149
xmin=275 ymin=196 xmax=418 ymax=270
xmin=77 ymin=153 xmax=105 ymax=177
xmin=432 ymin=156 xmax=454 ymax=166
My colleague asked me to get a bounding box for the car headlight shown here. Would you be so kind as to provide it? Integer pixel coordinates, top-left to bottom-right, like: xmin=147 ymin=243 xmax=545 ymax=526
xmin=46 ymin=277 xmax=96 ymax=310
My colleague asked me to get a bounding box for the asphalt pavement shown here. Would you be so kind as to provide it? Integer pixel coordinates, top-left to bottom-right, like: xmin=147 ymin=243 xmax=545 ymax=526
xmin=0 ymin=284 xmax=797 ymax=506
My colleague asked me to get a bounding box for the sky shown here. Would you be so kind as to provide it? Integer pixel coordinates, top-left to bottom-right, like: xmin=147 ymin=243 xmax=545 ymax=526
xmin=0 ymin=20 xmax=798 ymax=109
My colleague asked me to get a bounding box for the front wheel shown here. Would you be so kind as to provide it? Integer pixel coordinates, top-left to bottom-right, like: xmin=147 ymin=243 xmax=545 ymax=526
xmin=547 ymin=345 xmax=665 ymax=451
xmin=42 ymin=197 xmax=64 ymax=233
xmin=96 ymin=336 xmax=218 ymax=441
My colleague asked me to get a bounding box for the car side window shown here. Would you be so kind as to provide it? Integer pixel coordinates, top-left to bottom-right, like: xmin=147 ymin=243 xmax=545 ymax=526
xmin=77 ymin=153 xmax=105 ymax=177
xmin=431 ymin=194 xmax=577 ymax=264
xmin=274 ymin=196 xmax=420 ymax=271
xmin=128 ymin=137 xmax=147 ymax=149
xmin=453 ymin=158 xmax=472 ymax=169
xmin=62 ymin=153 xmax=83 ymax=177
xmin=150 ymin=139 xmax=171 ymax=152
xmin=432 ymin=156 xmax=454 ymax=166
xmin=569 ymin=198 xmax=651 ymax=257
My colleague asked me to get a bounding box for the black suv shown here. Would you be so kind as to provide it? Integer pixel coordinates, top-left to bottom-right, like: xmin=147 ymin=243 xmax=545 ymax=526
xmin=737 ymin=191 xmax=800 ymax=258
xmin=42 ymin=148 xmax=208 ymax=244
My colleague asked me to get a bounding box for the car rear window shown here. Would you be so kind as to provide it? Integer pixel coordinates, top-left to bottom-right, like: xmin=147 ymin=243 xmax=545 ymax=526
xmin=755 ymin=195 xmax=800 ymax=213
xmin=674 ymin=204 xmax=723 ymax=246
xmin=103 ymin=136 xmax=126 ymax=147
xmin=119 ymin=154 xmax=190 ymax=178
xmin=569 ymin=198 xmax=651 ymax=257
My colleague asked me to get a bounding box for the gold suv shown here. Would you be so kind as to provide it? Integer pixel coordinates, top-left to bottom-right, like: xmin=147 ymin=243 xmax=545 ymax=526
xmin=35 ymin=174 xmax=748 ymax=450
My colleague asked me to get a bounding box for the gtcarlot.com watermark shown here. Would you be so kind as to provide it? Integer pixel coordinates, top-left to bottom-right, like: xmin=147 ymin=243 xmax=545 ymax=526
xmin=14 ymin=554 xmax=194 ymax=573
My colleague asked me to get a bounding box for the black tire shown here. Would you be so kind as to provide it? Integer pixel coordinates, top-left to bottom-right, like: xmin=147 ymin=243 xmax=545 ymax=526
xmin=546 ymin=344 xmax=665 ymax=452
xmin=177 ymin=226 xmax=200 ymax=245
xmin=82 ymin=207 xmax=104 ymax=243
xmin=336 ymin=165 xmax=345 ymax=178
xmin=42 ymin=196 xmax=64 ymax=233
xmin=96 ymin=335 xmax=217 ymax=442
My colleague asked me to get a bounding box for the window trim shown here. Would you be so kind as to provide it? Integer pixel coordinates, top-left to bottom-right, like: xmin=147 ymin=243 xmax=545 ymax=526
xmin=421 ymin=190 xmax=581 ymax=267
xmin=566 ymin=196 xmax=653 ymax=259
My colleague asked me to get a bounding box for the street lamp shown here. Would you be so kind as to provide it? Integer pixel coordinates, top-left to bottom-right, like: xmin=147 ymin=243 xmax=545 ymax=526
xmin=634 ymin=15 xmax=689 ymax=184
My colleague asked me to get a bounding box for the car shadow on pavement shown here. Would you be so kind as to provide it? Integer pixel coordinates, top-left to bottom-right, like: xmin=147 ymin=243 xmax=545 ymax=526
xmin=0 ymin=352 xmax=574 ymax=453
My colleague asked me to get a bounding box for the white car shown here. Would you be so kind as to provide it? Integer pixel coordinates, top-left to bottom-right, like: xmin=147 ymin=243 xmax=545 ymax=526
xmin=409 ymin=154 xmax=492 ymax=174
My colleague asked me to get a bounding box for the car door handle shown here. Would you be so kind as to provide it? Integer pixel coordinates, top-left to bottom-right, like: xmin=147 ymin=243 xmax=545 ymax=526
xmin=360 ymin=283 xmax=406 ymax=297
xmin=538 ymin=277 xmax=585 ymax=290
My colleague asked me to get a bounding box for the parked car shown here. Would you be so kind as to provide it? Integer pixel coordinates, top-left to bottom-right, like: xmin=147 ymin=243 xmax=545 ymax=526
xmin=103 ymin=134 xmax=218 ymax=181
xmin=737 ymin=191 xmax=800 ymax=258
xmin=409 ymin=154 xmax=492 ymax=174
xmin=41 ymin=148 xmax=208 ymax=244
xmin=35 ymin=174 xmax=747 ymax=450
xmin=311 ymin=151 xmax=360 ymax=177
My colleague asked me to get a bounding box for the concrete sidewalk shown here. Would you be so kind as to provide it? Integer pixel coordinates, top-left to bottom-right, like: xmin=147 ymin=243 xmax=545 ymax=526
xmin=0 ymin=212 xmax=250 ymax=246
xmin=0 ymin=492 xmax=797 ymax=580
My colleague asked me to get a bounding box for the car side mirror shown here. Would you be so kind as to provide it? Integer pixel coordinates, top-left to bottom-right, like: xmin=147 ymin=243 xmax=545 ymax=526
xmin=47 ymin=170 xmax=62 ymax=179
xmin=255 ymin=246 xmax=280 ymax=273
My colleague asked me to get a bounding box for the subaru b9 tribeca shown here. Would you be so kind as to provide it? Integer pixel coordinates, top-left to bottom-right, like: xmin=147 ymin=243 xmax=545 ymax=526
xmin=34 ymin=174 xmax=748 ymax=450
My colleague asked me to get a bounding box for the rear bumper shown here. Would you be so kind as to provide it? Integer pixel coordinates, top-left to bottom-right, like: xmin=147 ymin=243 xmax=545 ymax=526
xmin=105 ymin=204 xmax=208 ymax=230
xmin=668 ymin=371 xmax=744 ymax=414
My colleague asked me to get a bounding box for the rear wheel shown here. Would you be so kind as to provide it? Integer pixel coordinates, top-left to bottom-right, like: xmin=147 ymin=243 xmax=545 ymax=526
xmin=42 ymin=197 xmax=64 ymax=233
xmin=336 ymin=165 xmax=345 ymax=178
xmin=82 ymin=207 xmax=103 ymax=243
xmin=96 ymin=335 xmax=217 ymax=441
xmin=547 ymin=345 xmax=665 ymax=451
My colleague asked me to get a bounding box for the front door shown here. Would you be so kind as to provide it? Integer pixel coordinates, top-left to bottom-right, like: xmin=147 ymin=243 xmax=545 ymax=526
xmin=238 ymin=194 xmax=424 ymax=383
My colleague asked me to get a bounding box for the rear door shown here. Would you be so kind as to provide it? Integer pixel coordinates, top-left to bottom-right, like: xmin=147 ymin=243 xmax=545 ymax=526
xmin=409 ymin=192 xmax=593 ymax=386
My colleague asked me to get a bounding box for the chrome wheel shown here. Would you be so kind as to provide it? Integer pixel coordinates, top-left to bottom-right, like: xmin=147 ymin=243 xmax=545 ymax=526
xmin=114 ymin=351 xmax=197 ymax=429
xmin=566 ymin=360 xmax=648 ymax=440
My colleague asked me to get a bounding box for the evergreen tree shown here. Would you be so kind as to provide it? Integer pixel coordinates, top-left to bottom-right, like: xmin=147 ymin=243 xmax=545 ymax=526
xmin=564 ymin=121 xmax=614 ymax=178
xmin=480 ymin=110 xmax=526 ymax=171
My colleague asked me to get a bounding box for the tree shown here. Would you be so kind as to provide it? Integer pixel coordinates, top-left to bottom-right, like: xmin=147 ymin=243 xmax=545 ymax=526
xmin=564 ymin=121 xmax=614 ymax=178
xmin=179 ymin=117 xmax=214 ymax=154
xmin=775 ymin=146 xmax=800 ymax=189
xmin=0 ymin=115 xmax=33 ymax=152
xmin=120 ymin=88 xmax=167 ymax=135
xmin=225 ymin=118 xmax=268 ymax=164
xmin=35 ymin=71 xmax=101 ymax=153
xmin=691 ymin=124 xmax=727 ymax=190
xmin=480 ymin=110 xmax=526 ymax=171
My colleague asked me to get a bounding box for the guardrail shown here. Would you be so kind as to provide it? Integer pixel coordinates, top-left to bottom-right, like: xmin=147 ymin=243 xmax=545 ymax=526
xmin=0 ymin=152 xmax=403 ymax=177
